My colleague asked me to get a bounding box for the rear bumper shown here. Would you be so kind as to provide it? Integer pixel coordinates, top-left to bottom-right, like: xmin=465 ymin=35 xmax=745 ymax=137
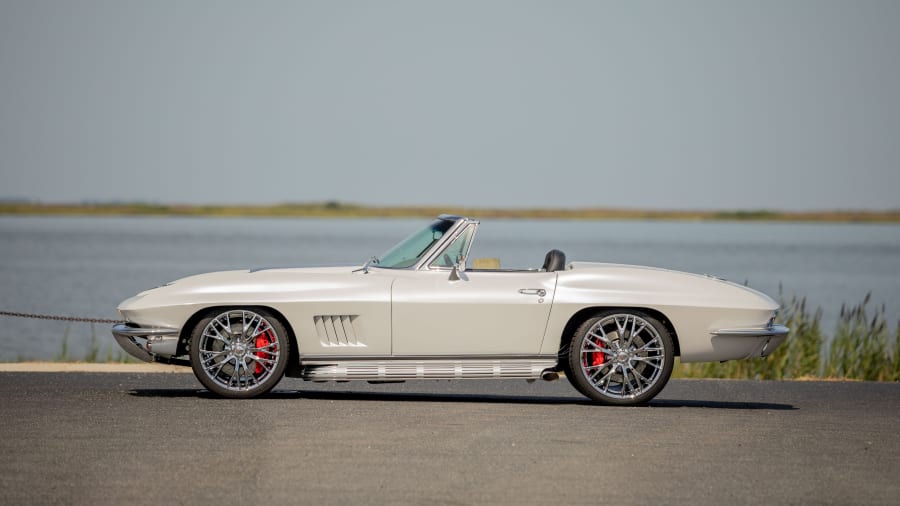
xmin=111 ymin=323 xmax=180 ymax=362
xmin=712 ymin=324 xmax=790 ymax=339
xmin=711 ymin=324 xmax=789 ymax=358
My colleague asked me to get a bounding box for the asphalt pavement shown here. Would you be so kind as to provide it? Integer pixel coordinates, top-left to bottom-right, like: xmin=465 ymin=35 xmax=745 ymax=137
xmin=0 ymin=372 xmax=897 ymax=505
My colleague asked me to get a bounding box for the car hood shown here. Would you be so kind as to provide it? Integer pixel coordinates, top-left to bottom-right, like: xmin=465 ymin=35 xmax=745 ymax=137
xmin=119 ymin=265 xmax=365 ymax=313
xmin=166 ymin=265 xmax=357 ymax=288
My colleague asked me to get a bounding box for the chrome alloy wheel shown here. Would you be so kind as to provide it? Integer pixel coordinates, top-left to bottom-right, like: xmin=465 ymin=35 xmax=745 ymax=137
xmin=192 ymin=309 xmax=285 ymax=396
xmin=577 ymin=313 xmax=668 ymax=401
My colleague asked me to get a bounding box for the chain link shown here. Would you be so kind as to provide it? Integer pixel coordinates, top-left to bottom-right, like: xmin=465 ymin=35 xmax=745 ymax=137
xmin=0 ymin=310 xmax=123 ymax=324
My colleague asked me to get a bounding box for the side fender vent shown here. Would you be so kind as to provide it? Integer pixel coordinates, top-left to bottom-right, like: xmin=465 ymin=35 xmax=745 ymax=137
xmin=313 ymin=315 xmax=366 ymax=347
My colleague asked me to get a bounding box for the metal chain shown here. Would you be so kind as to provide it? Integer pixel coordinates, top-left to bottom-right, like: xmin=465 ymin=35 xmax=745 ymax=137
xmin=0 ymin=310 xmax=123 ymax=324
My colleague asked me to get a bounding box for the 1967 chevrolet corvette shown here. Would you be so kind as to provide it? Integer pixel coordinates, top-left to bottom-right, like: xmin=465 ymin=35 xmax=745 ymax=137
xmin=113 ymin=215 xmax=788 ymax=404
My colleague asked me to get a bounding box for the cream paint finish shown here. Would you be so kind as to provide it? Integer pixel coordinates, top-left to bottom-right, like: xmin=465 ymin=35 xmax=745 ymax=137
xmin=389 ymin=269 xmax=557 ymax=355
xmin=116 ymin=229 xmax=783 ymax=366
xmin=541 ymin=263 xmax=781 ymax=361
xmin=117 ymin=261 xmax=780 ymax=363
xmin=119 ymin=267 xmax=395 ymax=355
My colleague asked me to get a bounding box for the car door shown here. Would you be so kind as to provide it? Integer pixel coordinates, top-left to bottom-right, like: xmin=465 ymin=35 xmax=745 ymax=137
xmin=390 ymin=269 xmax=557 ymax=356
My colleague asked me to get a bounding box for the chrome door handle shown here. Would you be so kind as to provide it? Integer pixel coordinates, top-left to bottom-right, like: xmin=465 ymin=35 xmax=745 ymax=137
xmin=518 ymin=288 xmax=546 ymax=297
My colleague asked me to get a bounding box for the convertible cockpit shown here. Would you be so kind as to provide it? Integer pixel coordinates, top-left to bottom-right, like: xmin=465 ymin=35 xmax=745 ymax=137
xmin=372 ymin=214 xmax=567 ymax=273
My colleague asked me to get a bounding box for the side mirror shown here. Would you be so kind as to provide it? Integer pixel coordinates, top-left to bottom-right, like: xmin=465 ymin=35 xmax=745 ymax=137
xmin=449 ymin=254 xmax=467 ymax=281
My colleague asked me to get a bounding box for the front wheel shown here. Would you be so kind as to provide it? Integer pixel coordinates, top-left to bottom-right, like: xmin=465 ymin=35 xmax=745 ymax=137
xmin=189 ymin=308 xmax=290 ymax=398
xmin=566 ymin=310 xmax=674 ymax=405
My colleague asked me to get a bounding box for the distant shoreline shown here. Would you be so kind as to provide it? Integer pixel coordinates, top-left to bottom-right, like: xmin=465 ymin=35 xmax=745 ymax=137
xmin=1 ymin=202 xmax=899 ymax=223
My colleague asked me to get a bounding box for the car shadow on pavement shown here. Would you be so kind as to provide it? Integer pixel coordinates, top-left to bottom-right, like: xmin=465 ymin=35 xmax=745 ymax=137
xmin=648 ymin=399 xmax=796 ymax=410
xmin=128 ymin=389 xmax=795 ymax=410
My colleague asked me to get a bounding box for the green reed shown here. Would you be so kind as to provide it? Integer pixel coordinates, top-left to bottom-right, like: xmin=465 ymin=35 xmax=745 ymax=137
xmin=47 ymin=322 xmax=138 ymax=363
xmin=676 ymin=292 xmax=898 ymax=381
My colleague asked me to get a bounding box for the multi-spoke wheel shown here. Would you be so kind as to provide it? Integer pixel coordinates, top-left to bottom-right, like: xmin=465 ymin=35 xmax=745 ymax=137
xmin=566 ymin=310 xmax=674 ymax=405
xmin=189 ymin=309 xmax=290 ymax=398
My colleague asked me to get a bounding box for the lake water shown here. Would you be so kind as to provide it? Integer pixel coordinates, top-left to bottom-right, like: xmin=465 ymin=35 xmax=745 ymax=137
xmin=1 ymin=216 xmax=898 ymax=361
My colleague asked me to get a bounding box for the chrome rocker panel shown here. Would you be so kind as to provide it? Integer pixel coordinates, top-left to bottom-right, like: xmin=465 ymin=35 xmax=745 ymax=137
xmin=300 ymin=356 xmax=558 ymax=381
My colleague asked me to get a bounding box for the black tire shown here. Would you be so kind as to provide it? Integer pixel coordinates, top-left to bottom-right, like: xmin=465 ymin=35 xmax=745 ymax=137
xmin=565 ymin=309 xmax=674 ymax=405
xmin=189 ymin=308 xmax=290 ymax=398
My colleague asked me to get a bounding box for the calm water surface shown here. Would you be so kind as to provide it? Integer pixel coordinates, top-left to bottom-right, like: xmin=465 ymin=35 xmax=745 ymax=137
xmin=1 ymin=216 xmax=898 ymax=360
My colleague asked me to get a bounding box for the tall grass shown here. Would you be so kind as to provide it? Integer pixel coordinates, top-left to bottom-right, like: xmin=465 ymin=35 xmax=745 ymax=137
xmin=824 ymin=295 xmax=896 ymax=381
xmin=676 ymin=293 xmax=899 ymax=381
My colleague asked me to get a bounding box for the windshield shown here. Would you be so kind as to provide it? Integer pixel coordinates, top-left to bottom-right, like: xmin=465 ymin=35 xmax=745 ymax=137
xmin=375 ymin=218 xmax=456 ymax=268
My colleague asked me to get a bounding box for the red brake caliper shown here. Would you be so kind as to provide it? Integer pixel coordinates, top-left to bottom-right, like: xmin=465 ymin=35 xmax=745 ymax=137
xmin=254 ymin=329 xmax=274 ymax=375
xmin=584 ymin=337 xmax=606 ymax=368
xmin=591 ymin=338 xmax=606 ymax=367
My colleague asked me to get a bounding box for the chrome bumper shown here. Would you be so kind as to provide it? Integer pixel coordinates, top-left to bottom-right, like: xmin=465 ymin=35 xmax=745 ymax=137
xmin=712 ymin=324 xmax=789 ymax=358
xmin=712 ymin=324 xmax=790 ymax=338
xmin=111 ymin=323 xmax=180 ymax=362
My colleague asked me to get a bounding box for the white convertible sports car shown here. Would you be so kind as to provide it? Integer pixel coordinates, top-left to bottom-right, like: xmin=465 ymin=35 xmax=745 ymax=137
xmin=113 ymin=215 xmax=788 ymax=405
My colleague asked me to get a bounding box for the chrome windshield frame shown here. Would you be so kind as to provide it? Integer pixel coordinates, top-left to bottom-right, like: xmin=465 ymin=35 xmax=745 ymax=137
xmin=423 ymin=222 xmax=479 ymax=271
xmin=368 ymin=215 xmax=480 ymax=272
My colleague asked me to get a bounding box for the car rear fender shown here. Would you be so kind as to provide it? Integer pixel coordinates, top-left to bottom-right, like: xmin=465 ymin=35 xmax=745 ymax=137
xmin=554 ymin=306 xmax=681 ymax=366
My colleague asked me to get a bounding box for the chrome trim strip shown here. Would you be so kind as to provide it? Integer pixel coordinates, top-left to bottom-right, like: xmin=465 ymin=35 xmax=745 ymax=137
xmin=423 ymin=221 xmax=480 ymax=271
xmin=711 ymin=324 xmax=789 ymax=338
xmin=367 ymin=215 xmax=470 ymax=272
xmin=111 ymin=323 xmax=180 ymax=363
xmin=111 ymin=323 xmax=179 ymax=337
xmin=300 ymin=354 xmax=556 ymax=363
xmin=301 ymin=357 xmax=558 ymax=381
xmin=364 ymin=215 xmax=482 ymax=272
xmin=413 ymin=216 xmax=472 ymax=270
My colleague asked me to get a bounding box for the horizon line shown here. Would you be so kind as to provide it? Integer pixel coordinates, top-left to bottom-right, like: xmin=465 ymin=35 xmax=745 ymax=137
xmin=1 ymin=201 xmax=899 ymax=223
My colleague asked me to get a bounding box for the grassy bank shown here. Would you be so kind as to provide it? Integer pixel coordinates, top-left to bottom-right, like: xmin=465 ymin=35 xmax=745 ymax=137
xmin=675 ymin=293 xmax=900 ymax=381
xmin=2 ymin=201 xmax=900 ymax=223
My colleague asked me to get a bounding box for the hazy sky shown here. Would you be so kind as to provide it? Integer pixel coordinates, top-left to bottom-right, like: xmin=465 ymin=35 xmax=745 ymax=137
xmin=1 ymin=1 xmax=898 ymax=210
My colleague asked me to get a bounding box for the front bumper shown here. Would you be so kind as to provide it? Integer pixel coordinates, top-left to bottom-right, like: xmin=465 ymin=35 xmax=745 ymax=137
xmin=111 ymin=323 xmax=180 ymax=362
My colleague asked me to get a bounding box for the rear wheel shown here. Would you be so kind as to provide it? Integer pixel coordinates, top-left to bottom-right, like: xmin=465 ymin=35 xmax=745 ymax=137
xmin=189 ymin=308 xmax=289 ymax=398
xmin=566 ymin=310 xmax=674 ymax=405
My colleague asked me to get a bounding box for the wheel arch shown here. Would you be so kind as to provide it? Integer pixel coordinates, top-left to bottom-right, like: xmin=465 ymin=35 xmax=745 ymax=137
xmin=556 ymin=306 xmax=681 ymax=364
xmin=177 ymin=305 xmax=302 ymax=377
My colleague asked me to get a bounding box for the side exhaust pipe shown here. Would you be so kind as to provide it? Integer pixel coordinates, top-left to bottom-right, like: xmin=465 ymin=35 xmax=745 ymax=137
xmin=540 ymin=369 xmax=559 ymax=382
